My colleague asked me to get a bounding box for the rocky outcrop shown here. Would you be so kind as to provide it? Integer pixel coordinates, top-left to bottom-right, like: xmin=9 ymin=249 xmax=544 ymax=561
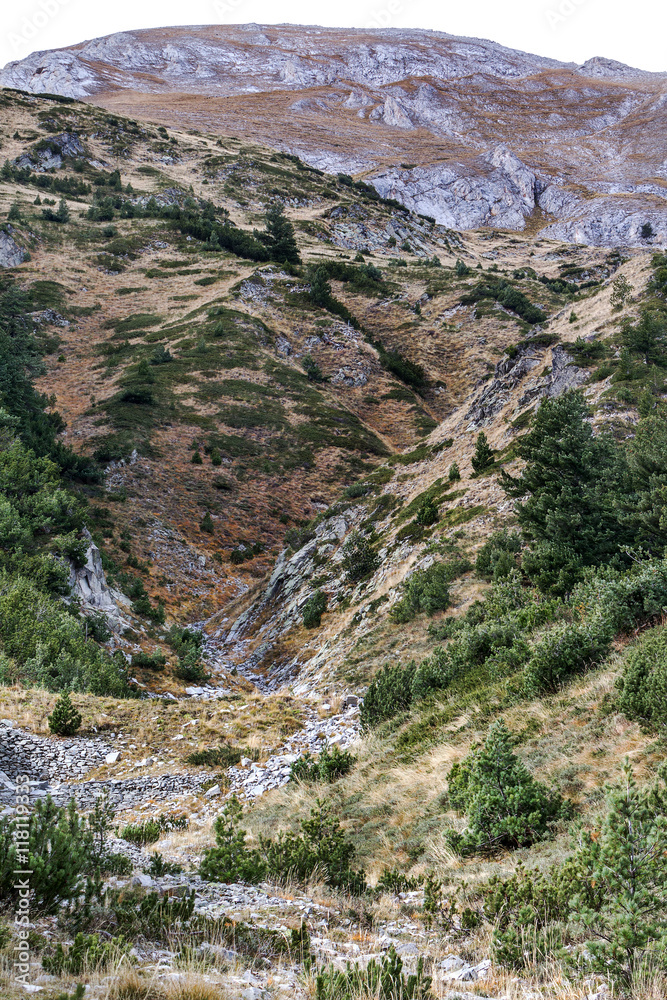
xmin=2 ymin=24 xmax=666 ymax=246
xmin=14 ymin=132 xmax=87 ymax=171
xmin=0 ymin=229 xmax=27 ymax=268
xmin=372 ymin=146 xmax=539 ymax=231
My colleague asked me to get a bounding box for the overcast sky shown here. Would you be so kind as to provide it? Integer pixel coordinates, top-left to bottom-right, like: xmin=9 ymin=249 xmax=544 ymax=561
xmin=1 ymin=0 xmax=663 ymax=73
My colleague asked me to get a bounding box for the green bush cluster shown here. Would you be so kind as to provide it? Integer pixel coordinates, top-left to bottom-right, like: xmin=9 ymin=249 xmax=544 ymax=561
xmin=475 ymin=529 xmax=521 ymax=580
xmin=302 ymin=589 xmax=328 ymax=628
xmin=460 ymin=278 xmax=547 ymax=324
xmin=390 ymin=558 xmax=469 ymax=624
xmin=199 ymin=796 xmax=366 ymax=893
xmin=342 ymin=531 xmax=380 ymax=583
xmin=316 ymin=946 xmax=431 ymax=1000
xmin=0 ymin=793 xmax=128 ymax=916
xmin=484 ymin=762 xmax=667 ymax=991
xmin=118 ymin=813 xmax=188 ymax=846
xmin=43 ymin=932 xmax=128 ymax=976
xmin=616 ymin=626 xmax=667 ymax=727
xmin=446 ymin=721 xmax=570 ymax=854
xmin=290 ymin=745 xmax=356 ymax=783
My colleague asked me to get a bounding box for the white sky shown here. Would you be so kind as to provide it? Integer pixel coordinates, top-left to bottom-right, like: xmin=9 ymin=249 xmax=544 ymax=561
xmin=1 ymin=0 xmax=664 ymax=74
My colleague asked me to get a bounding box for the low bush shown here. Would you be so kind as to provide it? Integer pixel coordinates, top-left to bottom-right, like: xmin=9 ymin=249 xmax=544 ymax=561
xmin=290 ymin=745 xmax=356 ymax=783
xmin=316 ymin=946 xmax=431 ymax=1000
xmin=342 ymin=531 xmax=379 ymax=583
xmin=446 ymin=721 xmax=570 ymax=854
xmin=143 ymin=852 xmax=183 ymax=877
xmin=43 ymin=932 xmax=128 ymax=976
xmin=475 ymin=529 xmax=521 ymax=581
xmin=616 ymin=625 xmax=667 ymax=727
xmin=0 ymin=793 xmax=124 ymax=916
xmin=184 ymin=744 xmax=243 ymax=768
xmin=360 ymin=662 xmax=416 ymax=729
xmin=390 ymin=559 xmax=469 ymax=624
xmin=302 ymin=589 xmax=328 ymax=628
xmin=200 ymin=797 xmax=365 ymax=893
xmin=523 ymin=619 xmax=612 ymax=694
xmin=118 ymin=813 xmax=187 ymax=846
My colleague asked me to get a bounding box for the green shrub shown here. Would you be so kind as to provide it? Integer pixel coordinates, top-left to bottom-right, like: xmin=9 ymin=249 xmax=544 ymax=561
xmin=131 ymin=650 xmax=166 ymax=671
xmin=475 ymin=529 xmax=521 ymax=581
xmin=448 ymin=461 xmax=460 ymax=481
xmin=471 ymin=431 xmax=495 ymax=475
xmin=185 ymin=744 xmax=243 ymax=768
xmin=200 ymin=797 xmax=365 ymax=893
xmin=200 ymin=511 xmax=215 ymax=533
xmin=0 ymin=793 xmax=121 ymax=916
xmin=360 ymin=662 xmax=416 ymax=729
xmin=119 ymin=813 xmax=187 ymax=846
xmin=290 ymin=745 xmax=356 ymax=783
xmin=48 ymin=691 xmax=82 ymax=736
xmin=302 ymin=589 xmax=327 ymax=628
xmin=342 ymin=531 xmax=379 ymax=583
xmin=143 ymin=852 xmax=183 ymax=876
xmin=199 ymin=795 xmax=267 ymax=884
xmin=616 ymin=626 xmax=667 ymax=727
xmin=43 ymin=933 xmax=128 ymax=976
xmin=316 ymin=946 xmax=431 ymax=1000
xmin=523 ymin=619 xmax=612 ymax=694
xmin=389 ymin=560 xmax=467 ymax=624
xmin=446 ymin=721 xmax=569 ymax=854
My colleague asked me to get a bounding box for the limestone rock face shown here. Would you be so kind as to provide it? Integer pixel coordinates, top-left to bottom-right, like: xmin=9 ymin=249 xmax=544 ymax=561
xmin=0 ymin=230 xmax=27 ymax=268
xmin=2 ymin=24 xmax=665 ymax=245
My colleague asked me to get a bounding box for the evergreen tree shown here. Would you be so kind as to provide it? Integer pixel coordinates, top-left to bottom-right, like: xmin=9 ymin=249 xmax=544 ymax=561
xmin=500 ymin=390 xmax=630 ymax=592
xmin=447 ymin=721 xmax=568 ymax=854
xmin=624 ymin=409 xmax=667 ymax=550
xmin=48 ymin=692 xmax=82 ymax=736
xmin=309 ymin=266 xmax=333 ymax=307
xmin=471 ymin=431 xmax=495 ymax=475
xmin=574 ymin=761 xmax=667 ymax=990
xmin=621 ymin=306 xmax=667 ymax=365
xmin=264 ymin=202 xmax=301 ymax=264
xmin=200 ymin=511 xmax=214 ymax=533
xmin=448 ymin=461 xmax=460 ymax=481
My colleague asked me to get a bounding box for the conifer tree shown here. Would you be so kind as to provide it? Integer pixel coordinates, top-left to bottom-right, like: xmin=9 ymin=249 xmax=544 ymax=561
xmin=264 ymin=202 xmax=301 ymax=264
xmin=574 ymin=761 xmax=667 ymax=990
xmin=48 ymin=691 xmax=82 ymax=736
xmin=471 ymin=431 xmax=495 ymax=475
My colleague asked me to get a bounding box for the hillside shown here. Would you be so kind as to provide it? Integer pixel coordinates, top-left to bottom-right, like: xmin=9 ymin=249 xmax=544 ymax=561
xmin=1 ymin=67 xmax=667 ymax=1000
xmin=2 ymin=25 xmax=667 ymax=246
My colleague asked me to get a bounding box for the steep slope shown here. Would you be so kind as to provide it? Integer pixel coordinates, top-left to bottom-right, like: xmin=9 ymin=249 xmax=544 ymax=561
xmin=2 ymin=24 xmax=667 ymax=245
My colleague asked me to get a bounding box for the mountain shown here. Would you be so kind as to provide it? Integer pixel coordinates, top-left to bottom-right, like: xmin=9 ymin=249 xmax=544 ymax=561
xmin=2 ymin=24 xmax=667 ymax=245
xmin=2 ymin=29 xmax=667 ymax=1000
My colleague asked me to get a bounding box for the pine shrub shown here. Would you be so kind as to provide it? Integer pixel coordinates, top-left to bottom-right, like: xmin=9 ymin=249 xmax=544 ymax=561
xmin=302 ymin=589 xmax=328 ymax=628
xmin=471 ymin=431 xmax=495 ymax=475
xmin=290 ymin=745 xmax=356 ymax=783
xmin=360 ymin=662 xmax=416 ymax=729
xmin=342 ymin=531 xmax=380 ymax=583
xmin=48 ymin=691 xmax=82 ymax=736
xmin=446 ymin=721 xmax=569 ymax=854
xmin=616 ymin=626 xmax=667 ymax=727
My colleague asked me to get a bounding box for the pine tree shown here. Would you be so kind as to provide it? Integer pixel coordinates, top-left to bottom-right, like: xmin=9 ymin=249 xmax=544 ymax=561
xmin=200 ymin=511 xmax=214 ymax=533
xmin=500 ymin=389 xmax=631 ymax=591
xmin=309 ymin=266 xmax=332 ymax=307
xmin=574 ymin=761 xmax=667 ymax=990
xmin=264 ymin=202 xmax=301 ymax=264
xmin=55 ymin=198 xmax=70 ymax=224
xmin=448 ymin=461 xmax=460 ymax=481
xmin=48 ymin=692 xmax=82 ymax=736
xmin=447 ymin=721 xmax=568 ymax=853
xmin=471 ymin=431 xmax=495 ymax=475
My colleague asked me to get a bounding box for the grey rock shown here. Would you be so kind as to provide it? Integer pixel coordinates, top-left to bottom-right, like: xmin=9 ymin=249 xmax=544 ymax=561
xmin=0 ymin=230 xmax=28 ymax=269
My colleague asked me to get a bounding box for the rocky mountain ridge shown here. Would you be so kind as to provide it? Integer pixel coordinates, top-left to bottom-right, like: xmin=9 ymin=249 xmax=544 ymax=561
xmin=2 ymin=23 xmax=667 ymax=245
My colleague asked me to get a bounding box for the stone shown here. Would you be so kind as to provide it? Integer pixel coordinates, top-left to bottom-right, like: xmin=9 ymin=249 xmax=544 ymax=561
xmin=205 ymin=784 xmax=221 ymax=797
xmin=0 ymin=230 xmax=28 ymax=269
xmin=105 ymin=751 xmax=120 ymax=764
